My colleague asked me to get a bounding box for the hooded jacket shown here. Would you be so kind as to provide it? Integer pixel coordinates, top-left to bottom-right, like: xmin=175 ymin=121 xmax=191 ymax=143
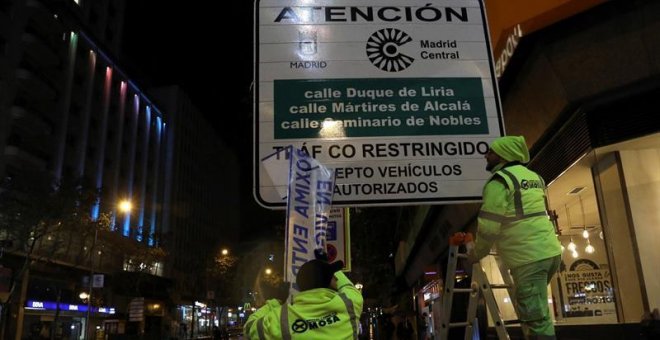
xmin=474 ymin=136 xmax=561 ymax=268
xmin=244 ymin=271 xmax=363 ymax=340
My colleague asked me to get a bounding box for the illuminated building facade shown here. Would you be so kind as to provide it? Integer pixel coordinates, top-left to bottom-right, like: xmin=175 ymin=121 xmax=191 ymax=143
xmin=1 ymin=0 xmax=239 ymax=338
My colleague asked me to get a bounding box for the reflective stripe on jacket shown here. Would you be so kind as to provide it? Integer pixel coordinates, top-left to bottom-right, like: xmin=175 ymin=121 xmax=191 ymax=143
xmin=474 ymin=164 xmax=562 ymax=269
xmin=245 ymin=271 xmax=363 ymax=340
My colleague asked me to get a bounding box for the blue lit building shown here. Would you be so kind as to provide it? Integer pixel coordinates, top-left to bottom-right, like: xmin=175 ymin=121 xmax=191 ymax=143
xmin=1 ymin=0 xmax=239 ymax=338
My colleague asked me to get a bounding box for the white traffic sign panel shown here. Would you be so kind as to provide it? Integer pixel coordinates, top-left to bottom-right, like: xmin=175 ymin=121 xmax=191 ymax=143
xmin=255 ymin=0 xmax=504 ymax=208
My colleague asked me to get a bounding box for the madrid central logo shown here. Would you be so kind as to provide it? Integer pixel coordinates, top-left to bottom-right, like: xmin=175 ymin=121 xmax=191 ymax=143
xmin=366 ymin=28 xmax=415 ymax=72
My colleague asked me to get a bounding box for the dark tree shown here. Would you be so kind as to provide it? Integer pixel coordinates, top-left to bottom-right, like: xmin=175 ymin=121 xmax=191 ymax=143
xmin=0 ymin=174 xmax=111 ymax=337
xmin=350 ymin=207 xmax=407 ymax=307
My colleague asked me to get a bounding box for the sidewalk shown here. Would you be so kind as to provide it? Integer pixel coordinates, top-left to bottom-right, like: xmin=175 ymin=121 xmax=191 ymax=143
xmin=486 ymin=323 xmax=646 ymax=339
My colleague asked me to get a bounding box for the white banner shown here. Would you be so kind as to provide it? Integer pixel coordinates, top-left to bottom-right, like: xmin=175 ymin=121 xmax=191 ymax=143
xmin=283 ymin=147 xmax=336 ymax=289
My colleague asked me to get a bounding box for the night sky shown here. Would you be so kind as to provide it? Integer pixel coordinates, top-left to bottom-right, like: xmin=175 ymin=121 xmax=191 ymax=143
xmin=123 ymin=1 xmax=284 ymax=239
xmin=123 ymin=1 xmax=253 ymax=142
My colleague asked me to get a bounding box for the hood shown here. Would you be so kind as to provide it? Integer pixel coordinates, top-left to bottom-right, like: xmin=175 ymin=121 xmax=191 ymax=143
xmin=490 ymin=136 xmax=530 ymax=163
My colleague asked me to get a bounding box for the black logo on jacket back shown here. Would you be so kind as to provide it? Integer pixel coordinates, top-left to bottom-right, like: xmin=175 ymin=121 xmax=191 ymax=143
xmin=291 ymin=313 xmax=341 ymax=333
xmin=520 ymin=179 xmax=543 ymax=190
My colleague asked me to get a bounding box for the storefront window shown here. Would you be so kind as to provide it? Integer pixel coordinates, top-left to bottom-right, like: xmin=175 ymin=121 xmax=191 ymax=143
xmin=547 ymin=132 xmax=660 ymax=326
xmin=591 ymin=132 xmax=660 ymax=323
xmin=177 ymin=304 xmax=213 ymax=338
xmin=545 ymin=149 xmax=618 ymax=325
xmin=480 ymin=132 xmax=660 ymax=328
xmin=555 ymin=227 xmax=616 ymax=323
xmin=447 ymin=131 xmax=659 ymax=331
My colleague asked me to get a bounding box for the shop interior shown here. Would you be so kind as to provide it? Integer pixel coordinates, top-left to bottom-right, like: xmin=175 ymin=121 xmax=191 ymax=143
xmin=483 ymin=132 xmax=659 ymax=327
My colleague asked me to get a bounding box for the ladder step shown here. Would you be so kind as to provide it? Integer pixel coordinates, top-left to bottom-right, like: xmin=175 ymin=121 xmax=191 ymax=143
xmin=453 ymin=288 xmax=472 ymax=293
xmin=441 ymin=245 xmax=514 ymax=340
xmin=448 ymin=322 xmax=470 ymax=328
xmin=489 ymin=284 xmax=511 ymax=289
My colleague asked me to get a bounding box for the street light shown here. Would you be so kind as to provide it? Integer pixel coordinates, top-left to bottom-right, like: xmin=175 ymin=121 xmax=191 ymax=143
xmin=221 ymin=248 xmax=229 ymax=256
xmin=118 ymin=199 xmax=132 ymax=213
xmin=264 ymin=268 xmax=272 ymax=275
xmin=85 ymin=199 xmax=131 ymax=339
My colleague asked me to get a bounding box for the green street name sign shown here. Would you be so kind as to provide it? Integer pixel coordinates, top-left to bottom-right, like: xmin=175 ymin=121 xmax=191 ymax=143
xmin=274 ymin=78 xmax=487 ymax=138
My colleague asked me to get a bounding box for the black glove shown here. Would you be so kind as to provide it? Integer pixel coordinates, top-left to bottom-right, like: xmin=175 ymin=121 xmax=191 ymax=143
xmin=314 ymin=248 xmax=329 ymax=262
xmin=273 ymin=282 xmax=290 ymax=302
xmin=260 ymin=281 xmax=290 ymax=302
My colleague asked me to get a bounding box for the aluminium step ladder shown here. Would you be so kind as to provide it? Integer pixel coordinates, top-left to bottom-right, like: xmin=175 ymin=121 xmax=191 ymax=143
xmin=439 ymin=233 xmax=519 ymax=340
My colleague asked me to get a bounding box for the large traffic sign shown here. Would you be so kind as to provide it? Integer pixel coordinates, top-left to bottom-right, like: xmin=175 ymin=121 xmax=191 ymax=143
xmin=255 ymin=0 xmax=504 ymax=208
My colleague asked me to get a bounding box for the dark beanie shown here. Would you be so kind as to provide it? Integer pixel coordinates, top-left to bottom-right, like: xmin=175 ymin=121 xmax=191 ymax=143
xmin=296 ymin=259 xmax=344 ymax=291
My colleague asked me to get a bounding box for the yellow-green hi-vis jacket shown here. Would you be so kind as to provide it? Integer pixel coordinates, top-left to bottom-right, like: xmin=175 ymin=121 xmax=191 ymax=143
xmin=244 ymin=271 xmax=364 ymax=340
xmin=474 ymin=163 xmax=562 ymax=269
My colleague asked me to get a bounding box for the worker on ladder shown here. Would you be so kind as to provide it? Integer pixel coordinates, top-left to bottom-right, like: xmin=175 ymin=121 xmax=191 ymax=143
xmin=467 ymin=136 xmax=562 ymax=340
